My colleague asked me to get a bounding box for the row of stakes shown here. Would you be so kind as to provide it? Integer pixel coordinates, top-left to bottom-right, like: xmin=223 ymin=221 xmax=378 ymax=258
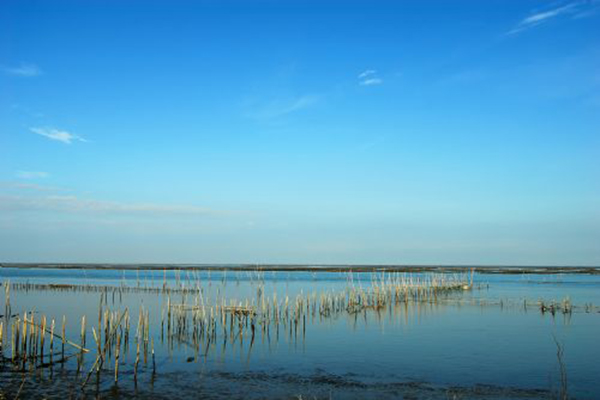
xmin=1 ymin=273 xmax=476 ymax=390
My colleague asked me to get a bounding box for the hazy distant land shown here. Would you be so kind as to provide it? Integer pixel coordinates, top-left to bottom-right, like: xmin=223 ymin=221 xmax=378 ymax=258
xmin=1 ymin=263 xmax=598 ymax=274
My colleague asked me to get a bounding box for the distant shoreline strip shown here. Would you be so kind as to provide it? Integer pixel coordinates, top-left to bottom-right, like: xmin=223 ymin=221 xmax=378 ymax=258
xmin=1 ymin=263 xmax=599 ymax=275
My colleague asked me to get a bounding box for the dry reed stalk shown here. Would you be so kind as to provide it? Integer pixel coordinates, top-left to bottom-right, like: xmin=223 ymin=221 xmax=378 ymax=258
xmin=81 ymin=315 xmax=86 ymax=347
xmin=134 ymin=338 xmax=140 ymax=383
xmin=98 ymin=299 xmax=103 ymax=348
xmin=21 ymin=313 xmax=27 ymax=365
xmin=92 ymin=327 xmax=101 ymax=370
xmin=81 ymin=311 xmax=126 ymax=390
xmin=21 ymin=316 xmax=89 ymax=354
xmin=115 ymin=332 xmax=120 ymax=383
xmin=30 ymin=314 xmax=35 ymax=360
xmin=49 ymin=319 xmax=55 ymax=363
xmin=61 ymin=316 xmax=66 ymax=359
xmin=40 ymin=316 xmax=46 ymax=363
xmin=11 ymin=321 xmax=16 ymax=362
xmin=151 ymin=337 xmax=155 ymax=374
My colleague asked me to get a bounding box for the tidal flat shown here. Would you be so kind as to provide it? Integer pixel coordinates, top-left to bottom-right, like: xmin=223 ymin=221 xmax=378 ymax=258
xmin=1 ymin=266 xmax=599 ymax=399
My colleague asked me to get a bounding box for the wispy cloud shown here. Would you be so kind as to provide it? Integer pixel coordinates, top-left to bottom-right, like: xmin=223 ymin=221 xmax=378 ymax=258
xmin=246 ymin=94 xmax=319 ymax=120
xmin=358 ymin=69 xmax=377 ymax=79
xmin=358 ymin=69 xmax=383 ymax=86
xmin=2 ymin=62 xmax=42 ymax=77
xmin=0 ymin=181 xmax=71 ymax=193
xmin=30 ymin=127 xmax=87 ymax=144
xmin=360 ymin=78 xmax=383 ymax=86
xmin=572 ymin=3 xmax=600 ymax=19
xmin=507 ymin=1 xmax=598 ymax=35
xmin=11 ymin=183 xmax=63 ymax=192
xmin=282 ymin=95 xmax=318 ymax=114
xmin=0 ymin=195 xmax=220 ymax=216
xmin=16 ymin=171 xmax=49 ymax=179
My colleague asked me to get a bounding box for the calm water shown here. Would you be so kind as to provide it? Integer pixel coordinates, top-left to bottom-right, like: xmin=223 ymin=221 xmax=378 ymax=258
xmin=1 ymin=267 xmax=599 ymax=399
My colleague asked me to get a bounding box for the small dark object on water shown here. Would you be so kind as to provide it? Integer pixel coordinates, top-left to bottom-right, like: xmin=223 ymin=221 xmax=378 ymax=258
xmin=186 ymin=356 xmax=194 ymax=362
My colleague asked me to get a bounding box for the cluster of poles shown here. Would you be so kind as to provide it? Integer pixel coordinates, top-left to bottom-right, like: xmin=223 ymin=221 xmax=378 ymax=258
xmin=1 ymin=290 xmax=159 ymax=392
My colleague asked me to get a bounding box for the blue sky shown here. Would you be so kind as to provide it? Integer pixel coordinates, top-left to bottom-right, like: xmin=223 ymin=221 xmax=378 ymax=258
xmin=1 ymin=0 xmax=599 ymax=265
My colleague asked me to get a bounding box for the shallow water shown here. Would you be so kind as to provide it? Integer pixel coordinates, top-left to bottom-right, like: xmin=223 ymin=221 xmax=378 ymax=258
xmin=1 ymin=267 xmax=599 ymax=399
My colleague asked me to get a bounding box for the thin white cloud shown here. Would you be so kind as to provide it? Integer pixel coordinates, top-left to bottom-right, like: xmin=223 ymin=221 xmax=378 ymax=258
xmin=507 ymin=1 xmax=594 ymax=35
xmin=358 ymin=69 xmax=383 ymax=86
xmin=12 ymin=183 xmax=63 ymax=192
xmin=358 ymin=69 xmax=377 ymax=79
xmin=0 ymin=195 xmax=221 ymax=216
xmin=524 ymin=4 xmax=576 ymax=24
xmin=30 ymin=127 xmax=87 ymax=144
xmin=359 ymin=78 xmax=383 ymax=86
xmin=16 ymin=171 xmax=49 ymax=179
xmin=246 ymin=95 xmax=319 ymax=120
xmin=283 ymin=95 xmax=318 ymax=114
xmin=3 ymin=63 xmax=42 ymax=77
xmin=0 ymin=181 xmax=70 ymax=193
xmin=572 ymin=1 xmax=600 ymax=19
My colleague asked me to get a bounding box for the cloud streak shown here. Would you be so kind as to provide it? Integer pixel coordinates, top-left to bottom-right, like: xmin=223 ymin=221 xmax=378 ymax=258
xmin=246 ymin=95 xmax=319 ymax=120
xmin=281 ymin=95 xmax=318 ymax=114
xmin=2 ymin=62 xmax=42 ymax=77
xmin=17 ymin=171 xmax=49 ymax=179
xmin=30 ymin=127 xmax=87 ymax=144
xmin=507 ymin=1 xmax=597 ymax=35
xmin=360 ymin=78 xmax=383 ymax=86
xmin=0 ymin=195 xmax=221 ymax=217
xmin=358 ymin=69 xmax=377 ymax=79
xmin=0 ymin=181 xmax=72 ymax=194
xmin=358 ymin=69 xmax=383 ymax=86
xmin=10 ymin=183 xmax=64 ymax=192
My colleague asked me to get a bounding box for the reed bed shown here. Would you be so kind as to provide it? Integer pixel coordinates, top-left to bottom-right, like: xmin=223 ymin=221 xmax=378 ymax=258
xmin=0 ymin=311 xmax=88 ymax=372
xmin=1 ymin=270 xmax=586 ymax=393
